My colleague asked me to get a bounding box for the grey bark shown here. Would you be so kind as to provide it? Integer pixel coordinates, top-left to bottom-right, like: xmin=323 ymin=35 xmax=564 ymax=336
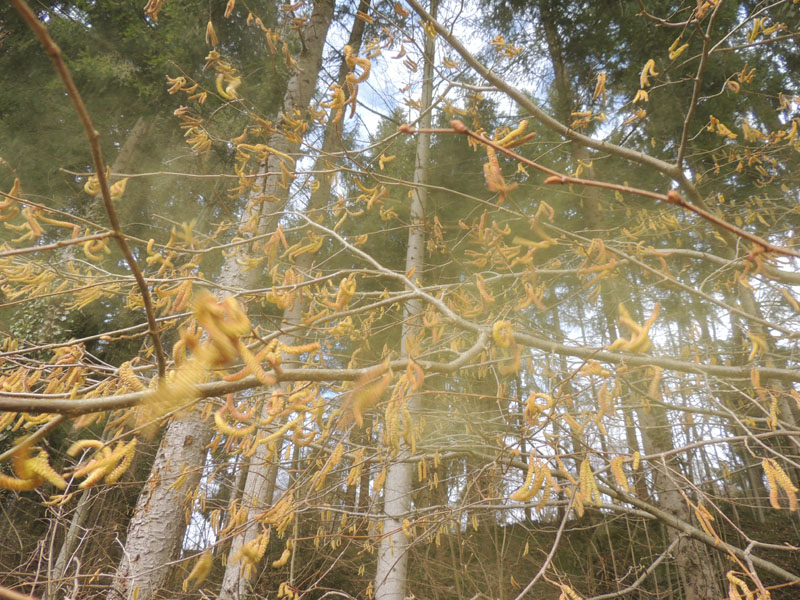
xmin=636 ymin=403 xmax=719 ymax=600
xmin=374 ymin=3 xmax=436 ymax=599
xmin=106 ymin=409 xmax=212 ymax=600
xmin=46 ymin=489 xmax=91 ymax=600
xmin=216 ymin=3 xmax=336 ymax=599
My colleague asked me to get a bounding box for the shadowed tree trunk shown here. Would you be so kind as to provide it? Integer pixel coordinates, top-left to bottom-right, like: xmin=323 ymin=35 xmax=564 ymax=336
xmin=105 ymin=409 xmax=211 ymax=600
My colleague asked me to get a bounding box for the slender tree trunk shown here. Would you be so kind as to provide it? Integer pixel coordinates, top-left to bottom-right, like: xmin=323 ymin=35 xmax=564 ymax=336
xmin=46 ymin=489 xmax=91 ymax=600
xmin=216 ymin=4 xmax=338 ymax=599
xmin=636 ymin=401 xmax=718 ymax=599
xmin=85 ymin=116 xmax=154 ymax=225
xmin=374 ymin=3 xmax=436 ymax=599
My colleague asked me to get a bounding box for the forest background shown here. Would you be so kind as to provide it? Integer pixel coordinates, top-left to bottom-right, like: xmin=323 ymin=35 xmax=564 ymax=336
xmin=1 ymin=1 xmax=799 ymax=600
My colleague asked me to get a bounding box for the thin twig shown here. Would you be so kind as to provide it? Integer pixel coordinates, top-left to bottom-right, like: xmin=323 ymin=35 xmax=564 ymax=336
xmin=0 ymin=232 xmax=114 ymax=259
xmin=402 ymin=120 xmax=800 ymax=258
xmin=402 ymin=0 xmax=799 ymax=260
xmin=0 ymin=415 xmax=66 ymax=465
xmin=585 ymin=536 xmax=681 ymax=600
xmin=2 ymin=336 xmax=800 ymax=417
xmin=0 ymin=586 xmax=39 ymax=600
xmin=675 ymin=0 xmax=721 ymax=167
xmin=512 ymin=490 xmax=575 ymax=600
xmin=403 ymin=0 xmax=681 ymax=176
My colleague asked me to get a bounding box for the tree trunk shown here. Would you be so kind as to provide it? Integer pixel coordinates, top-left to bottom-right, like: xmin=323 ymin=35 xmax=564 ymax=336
xmin=85 ymin=116 xmax=154 ymax=225
xmin=216 ymin=3 xmax=336 ymax=599
xmin=636 ymin=402 xmax=718 ymax=600
xmin=46 ymin=489 xmax=91 ymax=600
xmin=106 ymin=409 xmax=212 ymax=600
xmin=374 ymin=3 xmax=436 ymax=599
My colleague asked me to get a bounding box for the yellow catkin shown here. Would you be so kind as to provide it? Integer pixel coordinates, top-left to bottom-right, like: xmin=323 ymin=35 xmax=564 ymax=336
xmin=282 ymin=341 xmax=321 ymax=355
xmin=237 ymin=342 xmax=277 ymax=386
xmin=400 ymin=398 xmax=413 ymax=442
xmin=610 ymin=456 xmax=629 ymax=492
xmin=182 ymin=551 xmax=213 ymax=591
xmin=260 ymin=416 xmax=303 ymax=447
xmin=0 ymin=472 xmax=42 ymax=491
xmin=314 ymin=443 xmax=344 ymax=491
xmin=240 ymin=527 xmax=269 ymax=568
xmin=694 ymin=502 xmax=717 ymax=540
xmin=647 ymin=366 xmax=662 ymax=402
xmin=402 ymin=518 xmax=412 ymax=537
xmin=76 ymin=442 xmax=130 ymax=488
xmin=26 ymin=452 xmax=67 ymax=489
xmin=67 ymin=439 xmax=105 ymax=456
xmin=763 ymin=458 xmax=798 ymax=511
xmin=105 ymin=439 xmax=137 ymax=484
xmin=0 ymin=412 xmax=15 ymax=430
xmin=167 ymin=467 xmax=190 ymax=492
xmin=527 ymin=462 xmax=546 ymax=499
xmin=264 ymin=493 xmax=295 ymax=537
xmin=580 ymin=458 xmax=601 ymax=506
xmin=346 ymin=448 xmax=365 ymax=487
xmin=573 ymin=489 xmax=585 ymax=518
xmin=639 ymin=58 xmax=658 ymax=88
xmin=78 ymin=466 xmax=109 ymax=489
xmin=373 ymin=467 xmax=387 ymax=493
xmin=556 ymin=456 xmax=577 ymax=486
xmin=510 ymin=452 xmax=536 ymax=501
xmin=385 ymin=400 xmax=400 ymax=453
xmin=597 ymin=382 xmax=612 ymax=416
xmin=72 ymin=447 xmax=111 ymax=480
xmin=542 ymin=463 xmax=561 ymax=494
xmin=239 ymin=538 xmax=262 ymax=564
xmin=763 ymin=461 xmax=780 ymax=510
xmin=346 ymin=366 xmax=392 ymax=427
xmin=119 ymin=361 xmax=145 ymax=391
xmin=272 ymin=547 xmax=291 ymax=568
xmin=492 ymin=320 xmax=514 ymax=347
xmin=766 ymin=390 xmax=779 ymax=430
xmin=563 ymin=413 xmax=584 ymax=435
xmin=559 ymin=583 xmax=583 ymax=600
xmin=1 ymin=440 xmax=66 ymax=491
xmin=214 ymin=408 xmax=255 ymax=438
xmin=726 ymin=571 xmax=750 ymax=600
xmin=11 ymin=440 xmax=37 ymax=480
